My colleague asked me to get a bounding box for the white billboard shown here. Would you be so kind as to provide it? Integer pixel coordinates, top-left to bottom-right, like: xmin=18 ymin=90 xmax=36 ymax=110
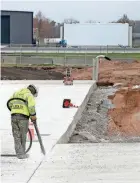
xmin=64 ymin=23 xmax=129 ymax=46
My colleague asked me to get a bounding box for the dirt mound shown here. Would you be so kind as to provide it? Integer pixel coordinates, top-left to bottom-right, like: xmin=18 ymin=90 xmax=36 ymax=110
xmin=70 ymin=60 xmax=140 ymax=84
xmin=98 ymin=60 xmax=140 ymax=86
xmin=69 ymin=86 xmax=140 ymax=143
xmin=1 ymin=66 xmax=93 ymax=80
xmin=1 ymin=67 xmax=64 ymax=80
xmin=1 ymin=60 xmax=140 ymax=82
xmin=108 ymin=87 xmax=140 ymax=136
xmin=72 ymin=67 xmax=92 ymax=80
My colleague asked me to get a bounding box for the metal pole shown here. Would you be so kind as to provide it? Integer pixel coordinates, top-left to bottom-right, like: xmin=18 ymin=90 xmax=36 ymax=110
xmin=124 ymin=46 xmax=126 ymax=53
xmin=64 ymin=48 xmax=66 ymax=66
xmin=84 ymin=47 xmax=87 ymax=66
xmin=20 ymin=45 xmax=22 ymax=65
xmin=107 ymin=45 xmax=108 ymax=54
xmin=93 ymin=55 xmax=106 ymax=81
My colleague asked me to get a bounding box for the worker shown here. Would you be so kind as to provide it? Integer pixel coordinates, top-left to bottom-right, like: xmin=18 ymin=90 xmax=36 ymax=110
xmin=7 ymin=84 xmax=38 ymax=159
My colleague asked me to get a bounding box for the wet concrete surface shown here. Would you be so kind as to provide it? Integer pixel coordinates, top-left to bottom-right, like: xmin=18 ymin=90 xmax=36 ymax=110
xmin=29 ymin=143 xmax=140 ymax=183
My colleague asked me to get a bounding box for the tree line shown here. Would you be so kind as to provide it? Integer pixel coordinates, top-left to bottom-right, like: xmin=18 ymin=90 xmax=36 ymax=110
xmin=33 ymin=12 xmax=136 ymax=39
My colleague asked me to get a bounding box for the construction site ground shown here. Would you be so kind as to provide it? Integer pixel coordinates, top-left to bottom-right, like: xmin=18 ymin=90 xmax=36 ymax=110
xmin=1 ymin=59 xmax=140 ymax=182
xmin=1 ymin=60 xmax=140 ymax=139
xmin=69 ymin=60 xmax=140 ymax=143
xmin=1 ymin=59 xmax=140 ymax=84
xmin=69 ymin=86 xmax=140 ymax=143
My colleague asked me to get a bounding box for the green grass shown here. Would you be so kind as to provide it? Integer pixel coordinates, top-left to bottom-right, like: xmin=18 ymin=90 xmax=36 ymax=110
xmin=1 ymin=63 xmax=58 ymax=67
xmin=1 ymin=63 xmax=91 ymax=68
xmin=105 ymin=53 xmax=140 ymax=59
xmin=2 ymin=53 xmax=140 ymax=59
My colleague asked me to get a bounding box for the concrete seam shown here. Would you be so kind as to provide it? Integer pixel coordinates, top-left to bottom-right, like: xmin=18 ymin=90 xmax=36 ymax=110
xmin=26 ymin=157 xmax=45 ymax=183
xmin=26 ymin=139 xmax=66 ymax=183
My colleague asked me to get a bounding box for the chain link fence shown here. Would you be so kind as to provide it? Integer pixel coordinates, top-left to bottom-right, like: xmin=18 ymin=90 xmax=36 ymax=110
xmin=1 ymin=45 xmax=138 ymax=66
xmin=2 ymin=44 xmax=132 ymax=51
xmin=1 ymin=54 xmax=94 ymax=66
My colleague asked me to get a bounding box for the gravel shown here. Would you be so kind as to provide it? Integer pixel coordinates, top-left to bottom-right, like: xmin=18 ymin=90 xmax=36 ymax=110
xmin=69 ymin=86 xmax=140 ymax=143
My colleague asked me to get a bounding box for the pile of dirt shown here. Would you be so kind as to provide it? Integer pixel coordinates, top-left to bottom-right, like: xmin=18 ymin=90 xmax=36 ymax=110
xmin=69 ymin=86 xmax=140 ymax=143
xmin=108 ymin=86 xmax=140 ymax=137
xmin=1 ymin=66 xmax=92 ymax=80
xmin=71 ymin=67 xmax=92 ymax=80
xmin=1 ymin=60 xmax=140 ymax=83
xmin=1 ymin=66 xmax=64 ymax=80
xmin=70 ymin=60 xmax=140 ymax=85
xmin=98 ymin=60 xmax=140 ymax=86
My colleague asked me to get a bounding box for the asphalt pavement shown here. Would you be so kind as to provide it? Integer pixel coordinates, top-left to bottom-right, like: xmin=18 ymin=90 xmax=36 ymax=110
xmin=1 ymin=46 xmax=140 ymax=53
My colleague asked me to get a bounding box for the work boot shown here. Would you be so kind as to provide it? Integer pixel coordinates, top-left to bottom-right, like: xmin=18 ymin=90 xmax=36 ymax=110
xmin=17 ymin=154 xmax=29 ymax=159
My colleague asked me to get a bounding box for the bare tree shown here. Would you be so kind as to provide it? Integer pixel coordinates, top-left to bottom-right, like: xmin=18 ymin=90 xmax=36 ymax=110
xmin=64 ymin=18 xmax=80 ymax=24
xmin=112 ymin=14 xmax=135 ymax=26
xmin=33 ymin=11 xmax=56 ymax=39
xmin=50 ymin=20 xmax=56 ymax=27
xmin=41 ymin=18 xmax=53 ymax=38
xmin=35 ymin=11 xmax=45 ymax=39
xmin=33 ymin=12 xmax=83 ymax=40
xmin=117 ymin=14 xmax=130 ymax=23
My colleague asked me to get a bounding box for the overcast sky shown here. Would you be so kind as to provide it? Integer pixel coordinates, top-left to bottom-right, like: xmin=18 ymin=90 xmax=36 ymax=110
xmin=1 ymin=0 xmax=140 ymax=23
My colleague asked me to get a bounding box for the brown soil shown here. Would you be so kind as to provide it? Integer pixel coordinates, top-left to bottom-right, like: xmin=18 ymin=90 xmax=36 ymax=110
xmin=98 ymin=60 xmax=140 ymax=137
xmin=1 ymin=66 xmax=93 ymax=80
xmin=108 ymin=87 xmax=140 ymax=136
xmin=1 ymin=66 xmax=65 ymax=80
xmin=1 ymin=60 xmax=140 ymax=84
xmin=98 ymin=60 xmax=140 ymax=86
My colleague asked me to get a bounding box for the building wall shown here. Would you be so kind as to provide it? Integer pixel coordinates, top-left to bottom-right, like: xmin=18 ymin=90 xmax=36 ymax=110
xmin=132 ymin=21 xmax=140 ymax=47
xmin=1 ymin=15 xmax=10 ymax=44
xmin=64 ymin=23 xmax=129 ymax=46
xmin=1 ymin=10 xmax=33 ymax=44
xmin=128 ymin=26 xmax=133 ymax=47
xmin=132 ymin=35 xmax=140 ymax=47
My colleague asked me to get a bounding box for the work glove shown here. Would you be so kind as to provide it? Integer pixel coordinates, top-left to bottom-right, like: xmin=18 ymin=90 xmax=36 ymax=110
xmin=30 ymin=115 xmax=37 ymax=124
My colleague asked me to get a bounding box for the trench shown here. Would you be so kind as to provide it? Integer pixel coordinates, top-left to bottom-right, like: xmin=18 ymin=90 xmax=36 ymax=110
xmin=69 ymin=86 xmax=140 ymax=143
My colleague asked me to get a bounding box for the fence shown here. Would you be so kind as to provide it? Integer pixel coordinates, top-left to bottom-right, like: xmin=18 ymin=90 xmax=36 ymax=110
xmin=1 ymin=45 xmax=139 ymax=66
xmin=1 ymin=54 xmax=94 ymax=66
xmin=1 ymin=44 xmax=136 ymax=50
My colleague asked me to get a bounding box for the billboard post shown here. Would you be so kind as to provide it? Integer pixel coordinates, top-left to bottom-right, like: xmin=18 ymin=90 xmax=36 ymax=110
xmin=93 ymin=55 xmax=111 ymax=81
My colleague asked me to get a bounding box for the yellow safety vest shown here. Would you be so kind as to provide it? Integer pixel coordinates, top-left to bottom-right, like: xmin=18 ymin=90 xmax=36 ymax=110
xmin=8 ymin=88 xmax=36 ymax=117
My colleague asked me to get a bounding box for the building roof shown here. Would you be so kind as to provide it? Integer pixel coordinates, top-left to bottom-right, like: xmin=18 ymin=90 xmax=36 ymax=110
xmin=1 ymin=10 xmax=33 ymax=14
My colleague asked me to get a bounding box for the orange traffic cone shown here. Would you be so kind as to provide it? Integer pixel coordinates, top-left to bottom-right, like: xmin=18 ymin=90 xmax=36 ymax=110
xmin=62 ymin=99 xmax=78 ymax=108
xmin=70 ymin=103 xmax=78 ymax=108
xmin=28 ymin=122 xmax=35 ymax=140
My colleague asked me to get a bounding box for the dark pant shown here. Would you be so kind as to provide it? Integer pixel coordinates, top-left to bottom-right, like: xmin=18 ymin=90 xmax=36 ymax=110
xmin=11 ymin=114 xmax=29 ymax=157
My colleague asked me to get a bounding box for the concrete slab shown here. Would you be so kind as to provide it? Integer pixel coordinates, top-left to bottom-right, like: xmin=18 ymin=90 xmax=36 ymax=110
xmin=0 ymin=81 xmax=94 ymax=183
xmin=29 ymin=143 xmax=140 ymax=183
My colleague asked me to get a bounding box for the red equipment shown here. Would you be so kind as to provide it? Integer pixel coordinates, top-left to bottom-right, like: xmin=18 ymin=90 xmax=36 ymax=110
xmin=62 ymin=99 xmax=78 ymax=108
xmin=63 ymin=68 xmax=73 ymax=85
